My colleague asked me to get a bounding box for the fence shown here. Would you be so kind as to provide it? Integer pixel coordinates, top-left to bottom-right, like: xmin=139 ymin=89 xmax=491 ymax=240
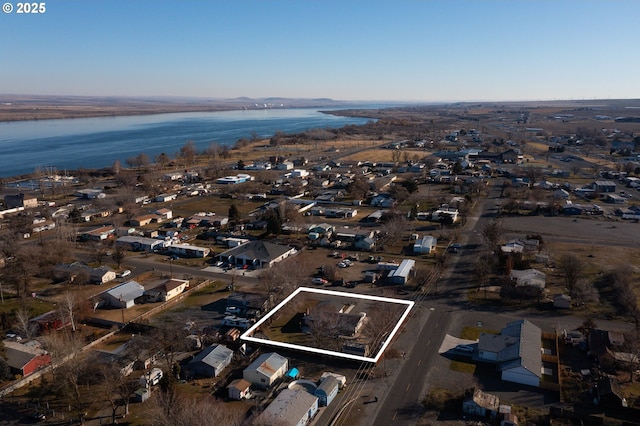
xmin=0 ymin=279 xmax=215 ymax=397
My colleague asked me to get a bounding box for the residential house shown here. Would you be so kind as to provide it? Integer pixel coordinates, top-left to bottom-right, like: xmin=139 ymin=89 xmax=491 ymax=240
xmin=594 ymin=378 xmax=626 ymax=407
xmin=185 ymin=344 xmax=233 ymax=379
xmin=218 ymin=240 xmax=297 ymax=269
xmin=462 ymin=388 xmax=500 ymax=419
xmin=587 ymin=329 xmax=627 ymax=370
xmin=155 ymin=193 xmax=178 ymax=203
xmin=116 ymin=236 xmax=165 ymax=252
xmin=315 ymin=375 xmax=339 ymax=407
xmin=89 ymin=266 xmax=117 ymax=285
xmin=3 ymin=340 xmax=51 ymax=377
xmin=149 ymin=278 xmax=189 ymax=302
xmin=306 ymin=300 xmax=367 ymax=337
xmin=29 ymin=310 xmax=70 ymax=335
xmin=592 ymin=180 xmax=616 ymax=193
xmin=501 ymin=241 xmax=524 ymax=254
xmin=4 ymin=193 xmax=38 ymax=209
xmin=354 ymin=235 xmax=376 ymax=251
xmin=308 ymin=223 xmax=334 ymax=238
xmin=74 ymin=188 xmax=106 ymax=199
xmin=387 ymin=259 xmax=416 ymax=285
xmin=216 ymin=174 xmax=253 ymax=184
xmin=553 ymin=294 xmax=571 ymax=309
xmin=414 ymin=236 xmax=437 ymax=254
xmin=277 ymin=161 xmax=294 ymax=170
xmin=155 ymin=208 xmax=173 ymax=220
xmin=55 ymin=263 xmax=116 ymax=285
xmin=167 ymin=243 xmax=210 ymax=258
xmin=243 ymin=352 xmax=288 ymax=389
xmin=554 ymin=189 xmax=570 ymax=200
xmin=227 ymin=378 xmax=252 ymax=400
xmin=227 ymin=292 xmax=273 ymax=318
xmin=260 ymin=388 xmax=319 ymax=426
xmin=477 ymin=319 xmax=542 ymax=387
xmin=103 ymin=281 xmax=145 ymax=309
xmin=81 ymin=225 xmax=115 ymax=242
xmin=509 ymin=269 xmax=546 ymax=292
xmin=432 ymin=208 xmax=459 ymax=223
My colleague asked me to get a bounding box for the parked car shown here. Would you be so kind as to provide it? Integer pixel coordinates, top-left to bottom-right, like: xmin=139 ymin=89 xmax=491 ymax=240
xmin=225 ymin=306 xmax=242 ymax=315
xmin=337 ymin=262 xmax=348 ymax=268
xmin=118 ymin=269 xmax=131 ymax=278
xmin=448 ymin=243 xmax=462 ymax=253
xmin=312 ymin=277 xmax=328 ymax=285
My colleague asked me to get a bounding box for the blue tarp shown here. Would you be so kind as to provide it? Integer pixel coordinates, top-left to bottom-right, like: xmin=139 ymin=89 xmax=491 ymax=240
xmin=287 ymin=368 xmax=299 ymax=379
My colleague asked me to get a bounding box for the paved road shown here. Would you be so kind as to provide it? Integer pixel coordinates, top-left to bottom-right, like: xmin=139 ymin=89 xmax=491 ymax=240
xmin=365 ymin=181 xmax=500 ymax=426
xmin=372 ymin=307 xmax=452 ymax=425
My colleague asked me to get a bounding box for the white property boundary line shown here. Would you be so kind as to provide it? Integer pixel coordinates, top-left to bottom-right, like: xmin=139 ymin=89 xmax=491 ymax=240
xmin=240 ymin=286 xmax=414 ymax=363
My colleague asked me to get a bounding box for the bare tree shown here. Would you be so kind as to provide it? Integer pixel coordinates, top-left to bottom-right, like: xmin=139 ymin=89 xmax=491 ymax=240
xmin=14 ymin=307 xmax=33 ymax=339
xmin=571 ymin=279 xmax=599 ymax=305
xmin=180 ymin=140 xmax=198 ymax=167
xmin=99 ymin=362 xmax=138 ymax=423
xmin=558 ymin=253 xmax=582 ymax=291
xmin=59 ymin=291 xmax=78 ymax=332
xmin=112 ymin=245 xmax=127 ymax=269
xmin=481 ymin=220 xmax=503 ymax=252
xmin=145 ymin=387 xmax=244 ymax=426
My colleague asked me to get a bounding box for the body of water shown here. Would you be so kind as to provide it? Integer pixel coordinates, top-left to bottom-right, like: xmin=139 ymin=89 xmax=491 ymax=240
xmin=0 ymin=108 xmax=376 ymax=178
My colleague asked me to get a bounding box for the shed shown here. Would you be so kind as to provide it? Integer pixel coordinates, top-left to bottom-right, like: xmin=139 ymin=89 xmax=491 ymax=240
xmin=134 ymin=388 xmax=150 ymax=403
xmin=227 ymin=378 xmax=252 ymax=400
xmin=462 ymin=387 xmax=499 ymax=418
xmin=553 ymin=294 xmax=571 ymax=309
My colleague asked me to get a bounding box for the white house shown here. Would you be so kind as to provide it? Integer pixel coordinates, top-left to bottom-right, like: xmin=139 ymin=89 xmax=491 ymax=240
xmin=243 ymin=352 xmax=288 ymax=389
xmin=413 ymin=236 xmax=437 ymax=254
xmin=510 ymin=269 xmax=546 ymax=290
xmin=149 ymin=279 xmax=189 ymax=302
xmin=432 ymin=208 xmax=459 ymax=223
xmin=167 ymin=243 xmax=211 ymax=258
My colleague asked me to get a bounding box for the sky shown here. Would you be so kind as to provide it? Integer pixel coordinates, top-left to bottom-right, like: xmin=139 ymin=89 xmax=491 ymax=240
xmin=1 ymin=0 xmax=639 ymax=102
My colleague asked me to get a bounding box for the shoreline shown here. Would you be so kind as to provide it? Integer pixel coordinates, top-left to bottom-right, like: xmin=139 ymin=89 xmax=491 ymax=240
xmin=0 ymin=96 xmax=361 ymax=123
xmin=0 ymin=105 xmax=348 ymax=123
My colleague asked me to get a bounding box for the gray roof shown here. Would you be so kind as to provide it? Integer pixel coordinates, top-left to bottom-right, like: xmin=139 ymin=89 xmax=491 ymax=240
xmin=316 ymin=375 xmax=339 ymax=395
xmin=3 ymin=340 xmax=46 ymax=370
xmin=222 ymin=241 xmax=295 ymax=263
xmin=497 ymin=320 xmax=542 ymax=377
xmin=105 ymin=280 xmax=145 ymax=303
xmin=261 ymin=388 xmax=318 ymax=426
xmin=190 ymin=344 xmax=233 ymax=370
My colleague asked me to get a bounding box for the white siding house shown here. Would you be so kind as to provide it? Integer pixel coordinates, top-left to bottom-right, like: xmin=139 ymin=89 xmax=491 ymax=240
xmin=243 ymin=352 xmax=288 ymax=389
